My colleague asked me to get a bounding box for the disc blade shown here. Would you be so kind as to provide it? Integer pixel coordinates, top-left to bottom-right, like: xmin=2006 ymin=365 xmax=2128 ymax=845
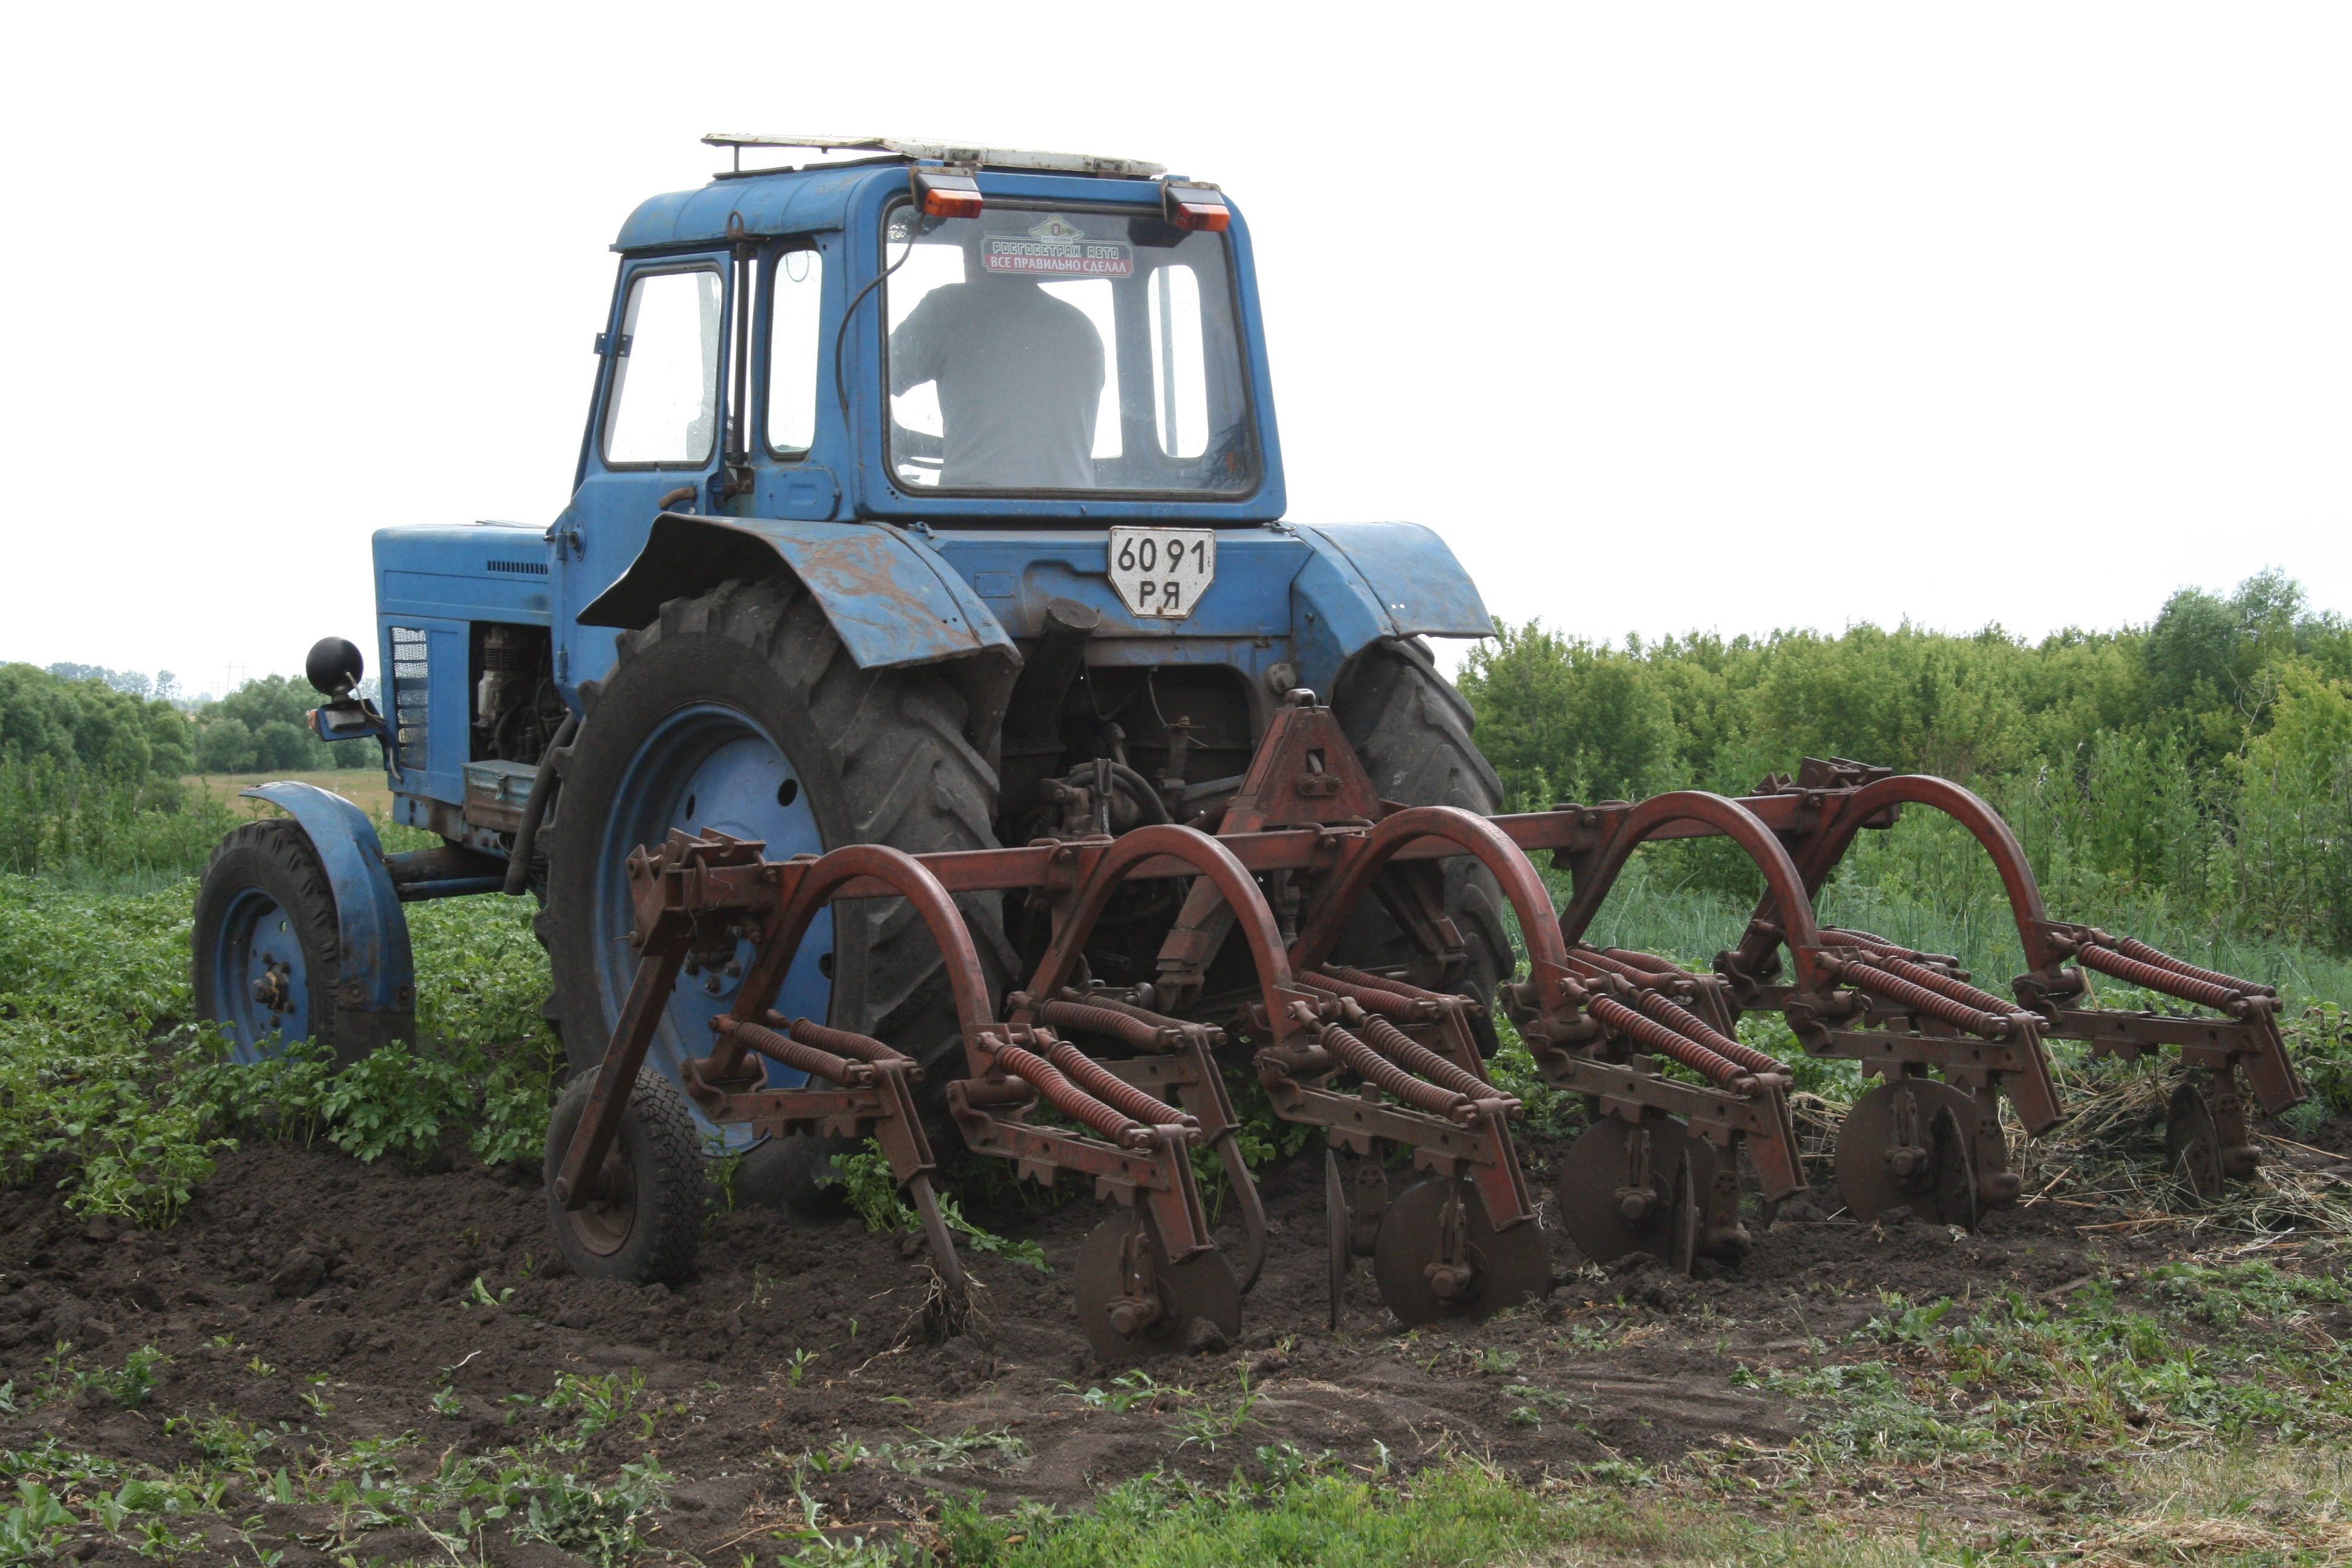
xmin=2167 ymin=1079 xmax=2226 ymax=1202
xmin=1325 ymin=1149 xmax=1349 ymax=1331
xmin=1555 ymin=1112 xmax=1715 ymax=1267
xmin=1927 ymin=1105 xmax=1980 ymax=1231
xmin=1073 ymin=1212 xmax=1242 ymax=1367
xmin=1370 ymin=1177 xmax=1550 ymax=1327
xmin=1834 ymin=1078 xmax=1984 ymax=1226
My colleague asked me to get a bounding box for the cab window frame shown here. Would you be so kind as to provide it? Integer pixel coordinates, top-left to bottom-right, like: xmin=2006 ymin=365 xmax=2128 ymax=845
xmin=759 ymin=240 xmax=829 ymax=462
xmin=875 ymin=195 xmax=1261 ymax=501
xmin=598 ymin=260 xmax=729 ymax=472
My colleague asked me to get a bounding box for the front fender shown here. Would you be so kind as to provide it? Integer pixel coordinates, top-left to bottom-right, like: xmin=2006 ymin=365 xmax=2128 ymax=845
xmin=240 ymin=782 xmax=417 ymax=1054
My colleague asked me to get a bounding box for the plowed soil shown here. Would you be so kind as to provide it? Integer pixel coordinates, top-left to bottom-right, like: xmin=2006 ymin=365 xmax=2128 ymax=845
xmin=0 ymin=1125 xmax=2293 ymax=1566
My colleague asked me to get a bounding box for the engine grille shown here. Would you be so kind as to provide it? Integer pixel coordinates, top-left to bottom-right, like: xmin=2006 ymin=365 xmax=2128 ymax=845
xmin=390 ymin=626 xmax=430 ymax=771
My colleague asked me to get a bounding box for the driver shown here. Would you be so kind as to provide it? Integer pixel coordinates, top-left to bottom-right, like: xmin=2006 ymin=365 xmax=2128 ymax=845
xmin=889 ymin=229 xmax=1104 ymax=488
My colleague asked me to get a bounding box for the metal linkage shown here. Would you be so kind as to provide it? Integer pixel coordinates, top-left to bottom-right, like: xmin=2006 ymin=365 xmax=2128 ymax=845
xmin=1013 ymin=987 xmax=1269 ymax=1293
xmin=1707 ymin=765 xmax=2302 ymax=1200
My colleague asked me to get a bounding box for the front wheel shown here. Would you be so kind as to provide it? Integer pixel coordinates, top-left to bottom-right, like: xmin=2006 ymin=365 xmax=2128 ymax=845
xmin=192 ymin=820 xmax=351 ymax=1065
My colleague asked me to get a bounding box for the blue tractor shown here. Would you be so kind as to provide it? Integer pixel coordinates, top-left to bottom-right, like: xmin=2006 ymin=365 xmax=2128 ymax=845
xmin=192 ymin=132 xmax=1508 ymax=1212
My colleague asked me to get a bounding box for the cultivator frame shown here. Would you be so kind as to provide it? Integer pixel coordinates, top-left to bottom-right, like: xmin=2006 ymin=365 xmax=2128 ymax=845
xmin=548 ymin=704 xmax=2302 ymax=1355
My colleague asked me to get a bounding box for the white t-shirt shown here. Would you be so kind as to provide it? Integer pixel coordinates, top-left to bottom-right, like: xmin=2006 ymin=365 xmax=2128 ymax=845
xmin=890 ymin=279 xmax=1104 ymax=489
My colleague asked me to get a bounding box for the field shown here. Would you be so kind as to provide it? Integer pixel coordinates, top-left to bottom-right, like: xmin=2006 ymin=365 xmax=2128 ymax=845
xmin=5 ymin=829 xmax=2352 ymax=1568
xmin=181 ymin=772 xmax=396 ymax=823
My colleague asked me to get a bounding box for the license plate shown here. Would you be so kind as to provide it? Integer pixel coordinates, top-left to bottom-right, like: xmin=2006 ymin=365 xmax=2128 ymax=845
xmin=1106 ymin=526 xmax=1215 ymax=620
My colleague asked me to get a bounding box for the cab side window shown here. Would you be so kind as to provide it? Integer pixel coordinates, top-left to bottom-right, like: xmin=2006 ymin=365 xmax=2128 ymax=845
xmin=603 ymin=269 xmax=722 ymax=466
xmin=765 ymin=248 xmax=825 ymax=454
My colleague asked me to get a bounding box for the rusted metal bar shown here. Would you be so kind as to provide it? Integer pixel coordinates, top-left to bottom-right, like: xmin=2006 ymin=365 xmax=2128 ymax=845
xmin=1298 ymin=968 xmax=1443 ymax=1022
xmin=2071 ymin=942 xmax=2264 ymax=1016
xmin=2108 ymin=936 xmax=2274 ymax=997
xmin=1838 ymin=961 xmax=2019 ymax=1037
xmin=1313 ymin=1019 xmax=1477 ymax=1123
xmin=1031 ymin=996 xmax=1188 ymax=1053
xmin=985 ymin=1040 xmax=1156 ymax=1148
xmin=555 ymin=938 xmax=686 ymax=1210
xmin=1625 ymin=990 xmax=1786 ymax=1080
xmin=774 ymin=1014 xmax=913 ymax=1064
xmin=1349 ymin=1007 xmax=1496 ymax=1102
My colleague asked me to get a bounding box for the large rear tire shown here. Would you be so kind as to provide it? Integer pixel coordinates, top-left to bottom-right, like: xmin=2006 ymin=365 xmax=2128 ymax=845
xmin=536 ymin=577 xmax=1011 ymax=1209
xmin=1330 ymin=638 xmax=1512 ymax=1051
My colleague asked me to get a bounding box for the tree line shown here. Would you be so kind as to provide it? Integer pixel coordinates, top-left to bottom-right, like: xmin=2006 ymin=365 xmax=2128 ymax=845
xmin=1457 ymin=570 xmax=2352 ymax=953
xmin=0 ymin=665 xmax=376 ymax=780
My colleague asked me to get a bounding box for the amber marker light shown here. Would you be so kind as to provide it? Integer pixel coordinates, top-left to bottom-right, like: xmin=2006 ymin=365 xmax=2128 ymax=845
xmin=1161 ymin=180 xmax=1230 ymax=232
xmin=910 ymin=168 xmax=984 ymax=218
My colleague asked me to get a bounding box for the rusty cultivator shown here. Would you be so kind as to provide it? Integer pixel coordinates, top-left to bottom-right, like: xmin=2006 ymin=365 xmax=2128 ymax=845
xmin=543 ymin=703 xmax=2301 ymax=1358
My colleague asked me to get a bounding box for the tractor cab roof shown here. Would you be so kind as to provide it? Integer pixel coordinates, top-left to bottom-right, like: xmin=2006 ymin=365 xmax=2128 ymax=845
xmin=704 ymin=133 xmax=1166 ymax=178
xmin=615 ymin=133 xmax=1182 ymax=253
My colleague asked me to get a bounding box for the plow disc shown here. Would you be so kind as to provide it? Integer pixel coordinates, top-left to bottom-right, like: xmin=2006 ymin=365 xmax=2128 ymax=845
xmin=1073 ymin=1209 xmax=1242 ymax=1366
xmin=1554 ymin=1111 xmax=1708 ymax=1270
xmin=1834 ymin=1078 xmax=1982 ymax=1227
xmin=1371 ymin=1176 xmax=1553 ymax=1327
xmin=541 ymin=702 xmax=2296 ymax=1351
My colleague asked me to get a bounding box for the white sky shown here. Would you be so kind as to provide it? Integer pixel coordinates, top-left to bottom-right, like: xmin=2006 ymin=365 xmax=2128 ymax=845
xmin=4 ymin=4 xmax=2347 ymax=696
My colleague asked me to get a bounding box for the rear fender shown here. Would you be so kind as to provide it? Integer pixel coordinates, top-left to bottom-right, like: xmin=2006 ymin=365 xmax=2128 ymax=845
xmin=579 ymin=513 xmax=1021 ymax=746
xmin=240 ymin=782 xmax=417 ymax=1054
xmin=1290 ymin=522 xmax=1494 ymax=690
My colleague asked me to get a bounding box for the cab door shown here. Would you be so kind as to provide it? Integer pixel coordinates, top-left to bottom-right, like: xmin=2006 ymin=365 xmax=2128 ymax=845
xmin=552 ymin=256 xmax=731 ymax=699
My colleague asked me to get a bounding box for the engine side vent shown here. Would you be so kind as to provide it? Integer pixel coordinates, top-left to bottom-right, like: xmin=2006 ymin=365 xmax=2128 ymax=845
xmin=486 ymin=559 xmax=549 ymax=576
xmin=390 ymin=626 xmax=430 ymax=770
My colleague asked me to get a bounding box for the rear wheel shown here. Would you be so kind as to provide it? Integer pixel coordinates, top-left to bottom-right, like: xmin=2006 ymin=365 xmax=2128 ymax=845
xmin=537 ymin=577 xmax=1011 ymax=1209
xmin=192 ymin=820 xmax=350 ymax=1065
xmin=1331 ymin=638 xmax=1513 ymax=1048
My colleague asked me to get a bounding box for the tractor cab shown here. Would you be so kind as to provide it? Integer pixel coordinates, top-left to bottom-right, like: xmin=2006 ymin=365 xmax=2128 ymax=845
xmin=575 ymin=134 xmax=1281 ymax=532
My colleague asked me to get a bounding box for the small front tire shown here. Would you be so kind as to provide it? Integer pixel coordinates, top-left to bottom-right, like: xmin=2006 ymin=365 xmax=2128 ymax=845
xmin=543 ymin=1068 xmax=705 ymax=1285
xmin=192 ymin=820 xmax=347 ymax=1065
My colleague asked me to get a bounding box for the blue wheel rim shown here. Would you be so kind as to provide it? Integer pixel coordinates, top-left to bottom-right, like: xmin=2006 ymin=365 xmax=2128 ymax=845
xmin=594 ymin=703 xmax=831 ymax=1140
xmin=209 ymin=886 xmax=312 ymax=1063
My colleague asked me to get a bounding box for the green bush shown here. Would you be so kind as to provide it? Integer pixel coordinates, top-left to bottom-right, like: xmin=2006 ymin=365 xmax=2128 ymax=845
xmin=191 ymin=674 xmax=374 ymax=773
xmin=0 ymin=759 xmax=239 ymax=880
xmin=1463 ymin=570 xmax=2352 ymax=970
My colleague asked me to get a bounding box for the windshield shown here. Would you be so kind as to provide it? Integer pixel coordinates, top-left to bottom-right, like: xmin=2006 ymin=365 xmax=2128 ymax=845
xmin=883 ymin=203 xmax=1258 ymax=495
